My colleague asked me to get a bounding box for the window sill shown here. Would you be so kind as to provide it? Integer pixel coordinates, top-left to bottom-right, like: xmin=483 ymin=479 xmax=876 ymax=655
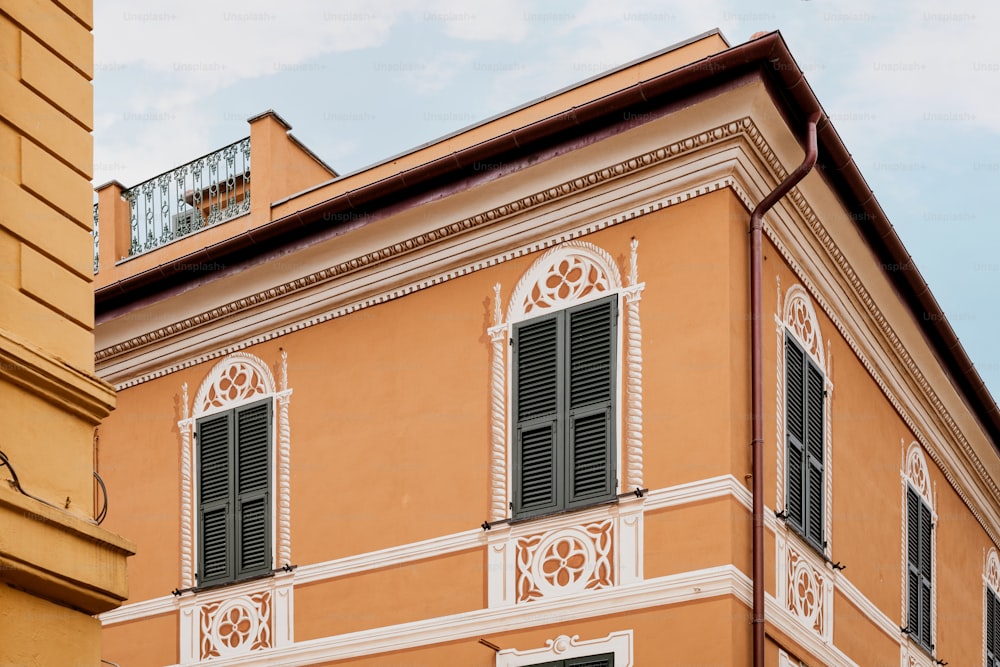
xmin=509 ymin=497 xmax=620 ymax=526
xmin=781 ymin=520 xmax=826 ymax=560
xmin=185 ymin=569 xmax=278 ymax=596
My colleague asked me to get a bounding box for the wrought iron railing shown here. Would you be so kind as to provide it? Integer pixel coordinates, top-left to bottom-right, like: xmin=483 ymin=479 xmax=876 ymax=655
xmin=93 ymin=202 xmax=99 ymax=274
xmin=123 ymin=137 xmax=251 ymax=257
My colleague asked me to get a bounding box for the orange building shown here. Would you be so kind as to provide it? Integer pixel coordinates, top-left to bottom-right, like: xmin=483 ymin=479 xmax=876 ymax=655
xmin=0 ymin=1 xmax=133 ymax=665
xmin=94 ymin=31 xmax=1000 ymax=666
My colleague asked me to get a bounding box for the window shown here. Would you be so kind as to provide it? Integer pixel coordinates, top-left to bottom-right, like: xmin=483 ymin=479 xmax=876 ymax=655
xmin=906 ymin=485 xmax=933 ymax=652
xmin=197 ymin=398 xmax=273 ymax=586
xmin=988 ymin=587 xmax=1000 ymax=667
xmin=784 ymin=331 xmax=825 ymax=551
xmin=525 ymin=655 xmax=614 ymax=667
xmin=512 ymin=295 xmax=617 ymax=519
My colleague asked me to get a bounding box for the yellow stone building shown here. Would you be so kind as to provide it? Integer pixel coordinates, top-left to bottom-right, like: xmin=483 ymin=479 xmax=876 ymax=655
xmin=93 ymin=31 xmax=1000 ymax=666
xmin=0 ymin=1 xmax=133 ymax=665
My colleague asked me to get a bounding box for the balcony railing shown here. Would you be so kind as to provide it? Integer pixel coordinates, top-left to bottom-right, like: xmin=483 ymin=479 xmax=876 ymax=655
xmin=123 ymin=137 xmax=251 ymax=257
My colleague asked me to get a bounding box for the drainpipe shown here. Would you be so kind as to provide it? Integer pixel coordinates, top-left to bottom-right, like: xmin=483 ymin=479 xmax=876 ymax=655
xmin=750 ymin=110 xmax=821 ymax=666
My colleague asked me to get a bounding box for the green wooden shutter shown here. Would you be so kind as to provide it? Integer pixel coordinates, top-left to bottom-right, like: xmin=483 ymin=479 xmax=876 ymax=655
xmin=235 ymin=399 xmax=272 ymax=578
xmin=785 ymin=332 xmax=824 ymax=551
xmin=513 ymin=313 xmax=562 ymax=518
xmin=988 ymin=589 xmax=1000 ymax=666
xmin=784 ymin=334 xmax=806 ymax=531
xmin=906 ymin=487 xmax=921 ymax=635
xmin=918 ymin=498 xmax=933 ymax=648
xmin=198 ymin=411 xmax=234 ymax=585
xmin=906 ymin=486 xmax=933 ymax=649
xmin=566 ymin=298 xmax=616 ymax=508
xmin=804 ymin=361 xmax=825 ymax=548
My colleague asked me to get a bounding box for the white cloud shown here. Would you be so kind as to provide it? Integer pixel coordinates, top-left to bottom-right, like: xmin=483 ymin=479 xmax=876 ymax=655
xmin=832 ymin=0 xmax=1000 ymax=136
xmin=420 ymin=0 xmax=533 ymax=42
xmin=95 ymin=0 xmax=402 ymax=96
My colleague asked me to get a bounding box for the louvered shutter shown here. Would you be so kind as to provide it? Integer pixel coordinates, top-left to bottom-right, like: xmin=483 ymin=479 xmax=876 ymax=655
xmin=566 ymin=655 xmax=614 ymax=667
xmin=198 ymin=411 xmax=234 ymax=586
xmin=906 ymin=487 xmax=921 ymax=635
xmin=918 ymin=499 xmax=933 ymax=648
xmin=906 ymin=486 xmax=933 ymax=649
xmin=804 ymin=361 xmax=825 ymax=548
xmin=566 ymin=298 xmax=616 ymax=508
xmin=513 ymin=313 xmax=562 ymax=518
xmin=235 ymin=399 xmax=272 ymax=578
xmin=988 ymin=589 xmax=1000 ymax=666
xmin=784 ymin=334 xmax=806 ymax=531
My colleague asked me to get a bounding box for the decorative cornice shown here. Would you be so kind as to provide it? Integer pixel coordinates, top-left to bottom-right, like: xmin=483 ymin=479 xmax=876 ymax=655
xmin=98 ymin=117 xmax=757 ymax=376
xmin=101 ymin=171 xmax=737 ymax=393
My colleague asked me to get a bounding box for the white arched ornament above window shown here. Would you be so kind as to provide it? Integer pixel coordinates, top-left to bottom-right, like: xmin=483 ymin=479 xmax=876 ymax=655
xmin=192 ymin=352 xmax=276 ymax=416
xmin=905 ymin=442 xmax=933 ymax=506
xmin=901 ymin=441 xmax=936 ymax=667
xmin=783 ymin=284 xmax=824 ymax=368
xmin=987 ymin=548 xmax=1000 ymax=592
xmin=506 ymin=241 xmax=623 ymax=323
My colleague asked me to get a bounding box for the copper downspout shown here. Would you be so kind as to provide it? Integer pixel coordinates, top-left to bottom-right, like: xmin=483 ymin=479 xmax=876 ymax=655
xmin=750 ymin=110 xmax=821 ymax=666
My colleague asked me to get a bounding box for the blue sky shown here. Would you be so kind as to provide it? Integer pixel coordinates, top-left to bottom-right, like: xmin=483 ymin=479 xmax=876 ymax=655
xmin=93 ymin=0 xmax=1000 ymax=404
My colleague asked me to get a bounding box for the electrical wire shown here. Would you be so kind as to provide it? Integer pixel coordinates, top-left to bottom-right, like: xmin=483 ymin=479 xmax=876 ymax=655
xmin=0 ymin=448 xmax=96 ymax=516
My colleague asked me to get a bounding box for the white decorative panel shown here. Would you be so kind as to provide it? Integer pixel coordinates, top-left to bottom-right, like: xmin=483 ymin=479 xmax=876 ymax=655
xmin=200 ymin=592 xmax=271 ymax=659
xmin=488 ymin=503 xmax=643 ymax=608
xmin=778 ymin=649 xmax=804 ymax=667
xmin=179 ymin=574 xmax=294 ymax=664
xmin=776 ymin=533 xmax=833 ymax=641
xmin=516 ymin=519 xmax=614 ymax=602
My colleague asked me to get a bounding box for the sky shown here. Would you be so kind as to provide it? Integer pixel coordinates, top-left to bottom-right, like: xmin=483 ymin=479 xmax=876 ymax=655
xmin=92 ymin=0 xmax=1000 ymax=404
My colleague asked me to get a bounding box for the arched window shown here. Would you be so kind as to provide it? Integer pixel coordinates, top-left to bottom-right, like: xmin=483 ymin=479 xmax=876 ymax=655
xmin=779 ymin=284 xmax=829 ymax=554
xmin=491 ymin=240 xmax=642 ymax=520
xmin=985 ymin=548 xmax=1000 ymax=666
xmin=178 ymin=352 xmax=293 ymax=588
xmin=903 ymin=442 xmax=935 ymax=655
xmin=485 ymin=240 xmax=646 ymax=609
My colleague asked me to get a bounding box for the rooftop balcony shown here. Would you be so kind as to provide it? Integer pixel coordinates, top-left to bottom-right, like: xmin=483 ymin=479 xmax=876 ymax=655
xmin=92 ymin=111 xmax=336 ymax=289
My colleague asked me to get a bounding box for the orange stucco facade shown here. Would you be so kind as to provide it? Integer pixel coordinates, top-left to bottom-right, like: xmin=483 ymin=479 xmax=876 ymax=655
xmin=94 ymin=31 xmax=1000 ymax=667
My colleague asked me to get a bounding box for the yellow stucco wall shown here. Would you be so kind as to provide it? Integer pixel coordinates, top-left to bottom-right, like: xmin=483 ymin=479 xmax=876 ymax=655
xmin=0 ymin=2 xmax=133 ymax=666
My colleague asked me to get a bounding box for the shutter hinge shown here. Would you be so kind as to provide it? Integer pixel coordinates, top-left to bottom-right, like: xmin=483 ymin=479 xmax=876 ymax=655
xmin=509 ymin=501 xmax=513 ymax=510
xmin=509 ymin=337 xmax=513 ymax=347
